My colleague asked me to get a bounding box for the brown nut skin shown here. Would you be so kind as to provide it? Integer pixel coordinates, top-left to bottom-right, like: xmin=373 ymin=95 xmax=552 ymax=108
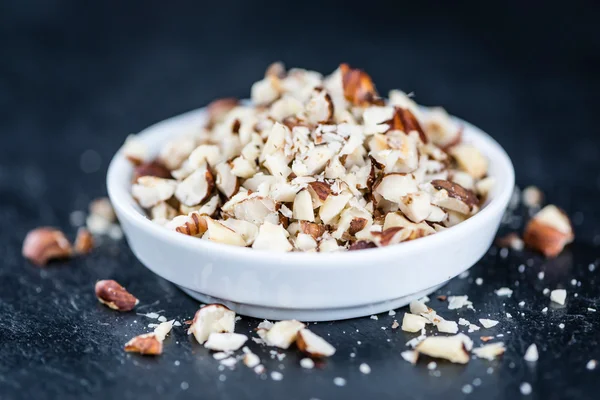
xmin=22 ymin=227 xmax=73 ymax=266
xmin=206 ymin=98 xmax=239 ymax=128
xmin=441 ymin=126 xmax=463 ymax=151
xmin=74 ymin=227 xmax=94 ymax=255
xmin=308 ymin=181 xmax=331 ymax=201
xmin=348 ymin=218 xmax=368 ymax=236
xmin=386 ymin=107 xmax=428 ymax=143
xmin=300 ymin=221 xmax=327 ymax=240
xmin=132 ymin=160 xmax=172 ymax=183
xmin=348 ymin=241 xmax=377 ymax=251
xmin=95 ymin=280 xmax=139 ymax=311
xmin=175 ymin=213 xmax=208 ymax=237
xmin=124 ymin=333 xmax=163 ymax=355
xmin=431 ymin=179 xmax=480 ymax=208
xmin=339 ymin=63 xmax=384 ymax=107
xmin=374 ymin=227 xmax=405 ymax=246
xmin=523 ymin=218 xmax=572 ymax=258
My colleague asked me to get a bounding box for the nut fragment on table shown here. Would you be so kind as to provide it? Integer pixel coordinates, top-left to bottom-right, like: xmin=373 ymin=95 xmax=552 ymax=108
xmin=188 ymin=304 xmax=236 ymax=344
xmin=264 ymin=320 xmax=306 ymax=349
xmin=95 ymin=279 xmax=139 ymax=311
xmin=125 ymin=320 xmax=173 ymax=356
xmin=296 ymin=329 xmax=336 ymax=357
xmin=402 ymin=313 xmax=428 ymax=333
xmin=22 ymin=227 xmax=73 ymax=266
xmin=415 ymin=334 xmax=471 ymax=364
xmin=74 ymin=227 xmax=94 ymax=255
xmin=126 ymin=63 xmax=494 ymax=252
xmin=523 ymin=205 xmax=574 ymax=257
xmin=472 ymin=342 xmax=506 ymax=360
xmin=124 ymin=333 xmax=163 ymax=355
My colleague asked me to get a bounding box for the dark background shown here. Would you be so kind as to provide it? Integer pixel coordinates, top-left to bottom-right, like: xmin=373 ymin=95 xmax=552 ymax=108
xmin=1 ymin=1 xmax=599 ymax=399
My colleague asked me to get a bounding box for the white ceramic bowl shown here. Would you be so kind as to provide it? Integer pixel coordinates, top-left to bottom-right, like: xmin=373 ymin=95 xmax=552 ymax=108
xmin=107 ymin=106 xmax=514 ymax=321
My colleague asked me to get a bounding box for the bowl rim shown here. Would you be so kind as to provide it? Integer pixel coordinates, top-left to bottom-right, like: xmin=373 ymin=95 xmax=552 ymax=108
xmin=107 ymin=106 xmax=514 ymax=268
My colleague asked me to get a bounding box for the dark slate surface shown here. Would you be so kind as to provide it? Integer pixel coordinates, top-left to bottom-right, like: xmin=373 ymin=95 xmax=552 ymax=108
xmin=1 ymin=1 xmax=599 ymax=399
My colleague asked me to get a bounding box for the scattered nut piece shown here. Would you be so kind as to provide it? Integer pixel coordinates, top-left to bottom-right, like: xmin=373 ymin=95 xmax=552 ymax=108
xmin=22 ymin=227 xmax=73 ymax=266
xmin=494 ymin=287 xmax=513 ymax=297
xmin=400 ymin=350 xmax=418 ymax=365
xmin=95 ymin=280 xmax=139 ymax=311
xmin=74 ymin=227 xmax=94 ymax=255
xmin=479 ymin=319 xmax=499 ymax=329
xmin=495 ymin=233 xmax=524 ymax=251
xmin=401 ymin=313 xmax=428 ymax=333
xmin=522 ymin=186 xmax=544 ymax=208
xmin=550 ymin=289 xmax=567 ymax=305
xmin=415 ymin=335 xmax=471 ymax=364
xmin=524 ymin=343 xmax=539 ymax=362
xmin=124 ymin=333 xmax=162 ymax=355
xmin=447 ymin=295 xmax=473 ymax=310
xmin=524 ymin=205 xmax=574 ymax=257
xmin=264 ymin=320 xmax=306 ymax=349
xmin=204 ymin=333 xmax=248 ymax=352
xmin=409 ymin=300 xmax=429 ymax=315
xmin=89 ymin=197 xmax=116 ymax=222
xmin=153 ymin=320 xmax=174 ymax=341
xmin=436 ymin=319 xmax=459 ymax=334
xmin=296 ymin=329 xmax=336 ymax=357
xmin=472 ymin=342 xmax=505 ymax=360
xmin=188 ymin=304 xmax=236 ymax=344
xmin=132 ymin=160 xmax=172 ymax=183
xmin=243 ymin=351 xmax=261 ymax=368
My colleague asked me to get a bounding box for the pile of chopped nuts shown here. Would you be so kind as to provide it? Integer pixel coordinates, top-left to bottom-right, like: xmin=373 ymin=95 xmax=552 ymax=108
xmin=124 ymin=62 xmax=494 ymax=252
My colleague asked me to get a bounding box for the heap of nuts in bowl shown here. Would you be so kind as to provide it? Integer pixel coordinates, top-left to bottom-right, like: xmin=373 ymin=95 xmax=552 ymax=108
xmin=125 ymin=63 xmax=494 ymax=252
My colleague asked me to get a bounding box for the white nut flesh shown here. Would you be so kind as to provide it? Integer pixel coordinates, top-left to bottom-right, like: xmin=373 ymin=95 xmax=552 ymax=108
xmin=296 ymin=329 xmax=336 ymax=357
xmin=415 ymin=335 xmax=471 ymax=364
xmin=264 ymin=320 xmax=306 ymax=349
xmin=204 ymin=332 xmax=248 ymax=352
xmin=128 ymin=63 xmax=490 ymax=251
xmin=188 ymin=304 xmax=236 ymax=344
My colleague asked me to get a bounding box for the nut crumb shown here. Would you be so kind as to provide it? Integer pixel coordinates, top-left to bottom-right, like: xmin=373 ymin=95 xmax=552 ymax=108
xmin=524 ymin=343 xmax=538 ymax=362
xmin=550 ymin=289 xmax=567 ymax=305
xmin=74 ymin=228 xmax=94 ymax=255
